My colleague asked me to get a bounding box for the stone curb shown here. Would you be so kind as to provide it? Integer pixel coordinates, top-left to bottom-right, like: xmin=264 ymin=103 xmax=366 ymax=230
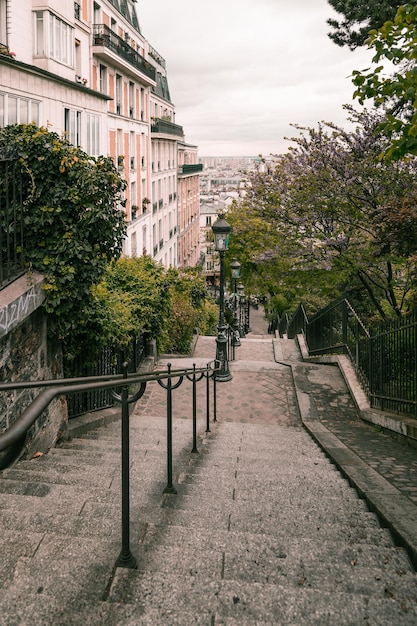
xmin=300 ymin=412 xmax=417 ymax=570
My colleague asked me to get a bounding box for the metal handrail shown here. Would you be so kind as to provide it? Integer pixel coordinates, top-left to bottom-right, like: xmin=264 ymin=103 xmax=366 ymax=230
xmin=0 ymin=364 xmax=217 ymax=452
xmin=0 ymin=360 xmax=220 ymax=570
xmin=287 ymin=304 xmax=308 ymax=339
xmin=284 ymin=297 xmax=417 ymax=418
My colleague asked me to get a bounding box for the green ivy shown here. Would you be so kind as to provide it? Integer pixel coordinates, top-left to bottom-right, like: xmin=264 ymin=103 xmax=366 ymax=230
xmin=0 ymin=124 xmax=126 ymax=354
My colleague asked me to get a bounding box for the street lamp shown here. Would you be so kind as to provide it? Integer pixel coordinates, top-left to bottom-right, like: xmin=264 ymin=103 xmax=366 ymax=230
xmin=212 ymin=214 xmax=232 ymax=382
xmin=237 ymin=282 xmax=246 ymax=338
xmin=230 ymin=258 xmax=241 ymax=347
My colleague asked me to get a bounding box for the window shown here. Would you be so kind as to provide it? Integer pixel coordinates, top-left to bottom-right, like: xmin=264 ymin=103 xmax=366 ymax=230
xmin=0 ymin=93 xmax=40 ymax=127
xmin=65 ymin=108 xmax=81 ymax=146
xmin=131 ymin=231 xmax=137 ymax=257
xmin=130 ymin=181 xmax=136 ymax=213
xmin=87 ymin=113 xmax=100 ymax=155
xmin=34 ymin=12 xmax=45 ymax=56
xmin=115 ymin=74 xmax=122 ymax=114
xmin=129 ymin=82 xmax=134 ymax=118
xmin=206 ymin=216 xmax=212 ymax=226
xmin=93 ymin=2 xmax=101 ymax=24
xmin=34 ymin=11 xmax=74 ymax=66
xmin=130 ymin=131 xmax=135 ymax=169
xmin=99 ymin=64 xmax=107 ymax=94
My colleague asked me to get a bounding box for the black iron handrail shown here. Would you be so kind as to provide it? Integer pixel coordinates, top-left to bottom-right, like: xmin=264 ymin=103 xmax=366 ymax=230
xmin=0 ymin=364 xmax=217 ymax=453
xmin=0 ymin=360 xmax=220 ymax=569
xmin=286 ymin=303 xmax=309 ymax=339
xmin=282 ymin=298 xmax=417 ymax=418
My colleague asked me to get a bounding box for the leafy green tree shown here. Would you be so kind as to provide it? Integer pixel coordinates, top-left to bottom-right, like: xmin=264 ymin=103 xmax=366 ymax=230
xmin=0 ymin=124 xmax=126 ymax=353
xmin=327 ymin=0 xmax=403 ymax=49
xmin=229 ymin=108 xmax=417 ymax=319
xmin=163 ymin=268 xmax=215 ymax=353
xmin=103 ymin=256 xmax=171 ymax=352
xmin=352 ymin=4 xmax=417 ymax=160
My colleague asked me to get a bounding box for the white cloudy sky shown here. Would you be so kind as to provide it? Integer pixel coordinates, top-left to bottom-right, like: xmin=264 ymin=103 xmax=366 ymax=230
xmin=137 ymin=0 xmax=375 ymax=156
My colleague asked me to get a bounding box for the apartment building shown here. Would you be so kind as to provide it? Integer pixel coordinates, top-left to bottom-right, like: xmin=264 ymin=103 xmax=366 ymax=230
xmin=0 ymin=0 xmax=201 ymax=267
xmin=177 ymin=141 xmax=203 ymax=268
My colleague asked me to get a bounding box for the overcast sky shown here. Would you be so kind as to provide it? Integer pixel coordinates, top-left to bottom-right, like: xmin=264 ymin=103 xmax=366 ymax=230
xmin=137 ymin=0 xmax=375 ymax=157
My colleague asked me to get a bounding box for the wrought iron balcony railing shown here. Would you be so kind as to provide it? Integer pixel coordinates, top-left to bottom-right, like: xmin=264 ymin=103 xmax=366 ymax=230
xmin=93 ymin=24 xmax=156 ymax=82
xmin=179 ymin=163 xmax=204 ymax=175
xmin=151 ymin=118 xmax=184 ymax=138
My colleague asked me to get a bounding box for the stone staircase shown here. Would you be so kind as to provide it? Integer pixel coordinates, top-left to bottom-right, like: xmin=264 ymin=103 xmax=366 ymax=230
xmin=1 ymin=410 xmax=417 ymax=624
xmin=1 ymin=332 xmax=417 ymax=624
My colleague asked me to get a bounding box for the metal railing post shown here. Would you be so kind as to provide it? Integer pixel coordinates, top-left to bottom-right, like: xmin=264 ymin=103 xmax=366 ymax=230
xmin=213 ymin=374 xmax=217 ymax=423
xmin=157 ymin=364 xmax=183 ymax=494
xmin=206 ymin=364 xmax=211 ymax=432
xmin=115 ymin=363 xmax=137 ymax=570
xmin=164 ymin=364 xmax=176 ymax=494
xmin=191 ymin=365 xmax=198 ymax=453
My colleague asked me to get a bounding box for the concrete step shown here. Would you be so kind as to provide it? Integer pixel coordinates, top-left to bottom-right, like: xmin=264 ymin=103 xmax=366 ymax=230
xmin=107 ymin=572 xmax=417 ymax=625
xmin=111 ymin=541 xmax=417 ymax=601
xmin=1 ymin=409 xmax=417 ymax=624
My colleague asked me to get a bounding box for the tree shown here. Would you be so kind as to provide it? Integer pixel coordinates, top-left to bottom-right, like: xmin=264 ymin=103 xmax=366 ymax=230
xmin=0 ymin=124 xmax=126 ymax=353
xmin=352 ymin=4 xmax=417 ymax=160
xmin=103 ymin=256 xmax=171 ymax=352
xmin=228 ymin=108 xmax=417 ymax=319
xmin=327 ymin=0 xmax=403 ymax=49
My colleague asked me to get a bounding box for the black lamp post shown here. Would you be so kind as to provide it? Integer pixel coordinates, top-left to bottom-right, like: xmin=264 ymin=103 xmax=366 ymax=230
xmin=212 ymin=214 xmax=232 ymax=382
xmin=230 ymin=258 xmax=241 ymax=347
xmin=237 ymin=282 xmax=246 ymax=338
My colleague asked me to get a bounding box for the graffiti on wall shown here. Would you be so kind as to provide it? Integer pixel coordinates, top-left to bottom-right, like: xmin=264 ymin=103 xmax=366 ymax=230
xmin=0 ymin=283 xmax=44 ymax=337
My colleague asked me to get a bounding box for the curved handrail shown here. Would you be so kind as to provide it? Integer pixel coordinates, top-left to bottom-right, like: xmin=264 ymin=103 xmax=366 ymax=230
xmin=0 ymin=362 xmax=219 ymax=453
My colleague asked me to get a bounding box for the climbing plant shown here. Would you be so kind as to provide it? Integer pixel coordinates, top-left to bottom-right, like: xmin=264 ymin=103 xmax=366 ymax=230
xmin=0 ymin=124 xmax=126 ymax=353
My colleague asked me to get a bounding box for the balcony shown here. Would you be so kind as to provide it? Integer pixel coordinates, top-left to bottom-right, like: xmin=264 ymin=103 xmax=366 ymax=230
xmin=93 ymin=25 xmax=155 ymax=82
xmin=180 ymin=164 xmax=204 ymax=174
xmin=151 ymin=118 xmax=184 ymax=138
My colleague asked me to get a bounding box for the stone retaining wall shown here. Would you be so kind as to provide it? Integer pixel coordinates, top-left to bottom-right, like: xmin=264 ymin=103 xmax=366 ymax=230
xmin=0 ymin=273 xmax=67 ymax=457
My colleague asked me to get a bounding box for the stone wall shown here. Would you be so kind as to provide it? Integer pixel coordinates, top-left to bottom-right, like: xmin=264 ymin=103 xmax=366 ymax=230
xmin=0 ymin=273 xmax=67 ymax=457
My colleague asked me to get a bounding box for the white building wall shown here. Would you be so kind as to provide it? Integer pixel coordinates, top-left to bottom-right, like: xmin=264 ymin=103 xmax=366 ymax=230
xmin=0 ymin=0 xmax=195 ymax=268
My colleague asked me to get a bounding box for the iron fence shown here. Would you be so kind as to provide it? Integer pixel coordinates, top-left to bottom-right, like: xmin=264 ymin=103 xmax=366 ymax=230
xmin=367 ymin=313 xmax=417 ymax=416
xmin=283 ymin=299 xmax=417 ymax=418
xmin=287 ymin=304 xmax=308 ymax=339
xmin=63 ymin=334 xmax=147 ymax=418
xmin=0 ymin=149 xmax=26 ymax=289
